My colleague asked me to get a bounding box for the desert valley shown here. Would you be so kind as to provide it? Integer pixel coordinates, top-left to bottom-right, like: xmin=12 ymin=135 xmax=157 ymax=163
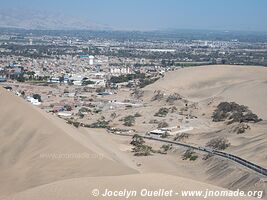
xmin=0 ymin=65 xmax=266 ymax=200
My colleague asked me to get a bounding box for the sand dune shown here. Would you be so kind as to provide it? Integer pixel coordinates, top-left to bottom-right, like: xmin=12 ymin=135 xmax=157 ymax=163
xmin=0 ymin=65 xmax=265 ymax=200
xmin=146 ymin=65 xmax=267 ymax=119
xmin=2 ymin=86 xmax=249 ymax=200
xmin=5 ymin=174 xmax=257 ymax=200
xmin=0 ymin=87 xmax=136 ymax=197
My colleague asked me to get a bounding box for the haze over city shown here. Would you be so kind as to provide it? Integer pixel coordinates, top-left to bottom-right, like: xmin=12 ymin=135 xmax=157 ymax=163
xmin=0 ymin=0 xmax=267 ymax=31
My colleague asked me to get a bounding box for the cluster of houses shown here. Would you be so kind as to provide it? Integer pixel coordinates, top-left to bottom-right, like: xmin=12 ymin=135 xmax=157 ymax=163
xmin=0 ymin=64 xmax=24 ymax=80
xmin=47 ymin=72 xmax=106 ymax=87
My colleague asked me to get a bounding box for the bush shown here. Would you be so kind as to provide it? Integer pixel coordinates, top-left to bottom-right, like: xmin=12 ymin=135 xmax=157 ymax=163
xmin=206 ymin=137 xmax=230 ymax=150
xmin=110 ymin=112 xmax=117 ymax=119
xmin=64 ymin=104 xmax=72 ymax=111
xmin=160 ymin=144 xmax=172 ymax=152
xmin=134 ymin=112 xmax=142 ymax=117
xmin=212 ymin=102 xmax=262 ymax=124
xmin=130 ymin=134 xmax=145 ymax=146
xmin=232 ymin=123 xmax=250 ymax=134
xmin=166 ymin=93 xmax=182 ymax=104
xmin=139 ymin=77 xmax=159 ymax=88
xmin=189 ymin=155 xmax=198 ymax=161
xmin=154 ymin=107 xmax=169 ymax=117
xmin=157 ymin=121 xmax=169 ymax=128
xmin=96 ymin=87 xmax=105 ymax=93
xmin=131 ymin=89 xmax=144 ymax=99
xmin=132 ymin=144 xmax=152 ymax=156
xmin=72 ymin=121 xmax=80 ymax=128
xmin=82 ymin=80 xmax=95 ymax=85
xmin=88 ymin=120 xmax=109 ymax=128
xmin=123 ymin=115 xmax=136 ymax=126
xmin=182 ymin=149 xmax=197 ymax=161
xmin=67 ymin=120 xmax=80 ymax=128
xmin=151 ymin=90 xmax=164 ymax=101
xmin=130 ymin=134 xmax=152 ymax=156
xmin=174 ymin=133 xmax=189 ymax=141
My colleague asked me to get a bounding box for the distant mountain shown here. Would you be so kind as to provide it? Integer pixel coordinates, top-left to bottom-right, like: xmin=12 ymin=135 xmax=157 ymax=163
xmin=0 ymin=9 xmax=111 ymax=30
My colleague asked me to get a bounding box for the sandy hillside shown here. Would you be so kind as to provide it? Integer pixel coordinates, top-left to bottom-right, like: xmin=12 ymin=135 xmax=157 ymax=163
xmin=145 ymin=65 xmax=267 ymax=119
xmin=5 ymin=174 xmax=257 ymax=200
xmin=143 ymin=65 xmax=267 ymax=167
xmin=0 ymin=65 xmax=265 ymax=200
xmin=0 ymin=87 xmax=137 ymax=197
xmin=2 ymin=87 xmax=254 ymax=200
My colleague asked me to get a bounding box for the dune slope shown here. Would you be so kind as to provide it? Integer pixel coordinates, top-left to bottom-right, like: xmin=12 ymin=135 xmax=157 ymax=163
xmin=0 ymin=87 xmax=136 ymax=197
xmin=146 ymin=65 xmax=267 ymax=119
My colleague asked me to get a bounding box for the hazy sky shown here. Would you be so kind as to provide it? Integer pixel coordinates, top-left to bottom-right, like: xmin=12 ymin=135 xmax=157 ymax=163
xmin=1 ymin=0 xmax=267 ymax=31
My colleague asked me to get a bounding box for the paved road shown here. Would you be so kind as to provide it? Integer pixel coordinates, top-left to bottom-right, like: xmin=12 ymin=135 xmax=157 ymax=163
xmin=143 ymin=135 xmax=267 ymax=176
xmin=110 ymin=131 xmax=267 ymax=177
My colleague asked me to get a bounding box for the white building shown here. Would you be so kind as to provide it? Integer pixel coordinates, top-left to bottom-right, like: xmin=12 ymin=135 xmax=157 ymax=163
xmin=89 ymin=55 xmax=94 ymax=65
xmin=109 ymin=67 xmax=132 ymax=76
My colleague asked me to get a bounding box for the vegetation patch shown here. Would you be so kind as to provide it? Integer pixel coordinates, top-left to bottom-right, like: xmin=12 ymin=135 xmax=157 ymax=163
xmin=174 ymin=133 xmax=189 ymax=141
xmin=151 ymin=90 xmax=164 ymax=101
xmin=231 ymin=123 xmax=251 ymax=134
xmin=157 ymin=121 xmax=169 ymax=128
xmin=206 ymin=137 xmax=230 ymax=150
xmin=123 ymin=115 xmax=136 ymax=126
xmin=131 ymin=88 xmax=144 ymax=99
xmin=130 ymin=134 xmax=152 ymax=156
xmin=166 ymin=93 xmax=182 ymax=104
xmin=154 ymin=107 xmax=169 ymax=117
xmin=139 ymin=77 xmax=160 ymax=88
xmin=182 ymin=149 xmax=198 ymax=161
xmin=87 ymin=119 xmax=110 ymax=128
xmin=212 ymin=102 xmax=262 ymax=124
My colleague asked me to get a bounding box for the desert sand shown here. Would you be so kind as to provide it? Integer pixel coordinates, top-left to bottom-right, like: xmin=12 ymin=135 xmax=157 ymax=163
xmin=0 ymin=65 xmax=266 ymax=200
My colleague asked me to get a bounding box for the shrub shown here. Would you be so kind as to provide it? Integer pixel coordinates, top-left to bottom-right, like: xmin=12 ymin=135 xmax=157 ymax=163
xmin=206 ymin=137 xmax=230 ymax=150
xmin=166 ymin=93 xmax=182 ymax=104
xmin=131 ymin=89 xmax=144 ymax=99
xmin=149 ymin=119 xmax=159 ymax=124
xmin=125 ymin=105 xmax=133 ymax=108
xmin=212 ymin=102 xmax=262 ymax=124
xmin=64 ymin=104 xmax=72 ymax=111
xmin=72 ymin=121 xmax=80 ymax=128
xmin=130 ymin=134 xmax=152 ymax=156
xmin=110 ymin=112 xmax=117 ymax=119
xmin=82 ymin=80 xmax=95 ymax=85
xmin=79 ymin=107 xmax=90 ymax=113
xmin=130 ymin=134 xmax=145 ymax=146
xmin=132 ymin=144 xmax=152 ymax=156
xmin=123 ymin=115 xmax=135 ymax=126
xmin=151 ymin=90 xmax=164 ymax=101
xmin=134 ymin=112 xmax=142 ymax=117
xmin=154 ymin=107 xmax=169 ymax=117
xmin=189 ymin=155 xmax=198 ymax=161
xmin=232 ymin=123 xmax=250 ymax=134
xmin=157 ymin=121 xmax=169 ymax=128
xmin=182 ymin=149 xmax=197 ymax=160
xmin=174 ymin=133 xmax=189 ymax=141
xmin=96 ymin=87 xmax=105 ymax=93
xmin=139 ymin=77 xmax=159 ymax=88
xmin=88 ymin=120 xmax=109 ymax=128
xmin=160 ymin=144 xmax=172 ymax=152
xmin=67 ymin=120 xmax=80 ymax=128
